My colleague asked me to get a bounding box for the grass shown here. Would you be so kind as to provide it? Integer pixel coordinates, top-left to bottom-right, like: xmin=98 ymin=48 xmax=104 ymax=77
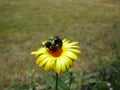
xmin=0 ymin=0 xmax=120 ymax=89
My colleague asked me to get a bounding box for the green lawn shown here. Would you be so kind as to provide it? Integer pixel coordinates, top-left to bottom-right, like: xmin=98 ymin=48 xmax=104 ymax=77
xmin=0 ymin=0 xmax=120 ymax=89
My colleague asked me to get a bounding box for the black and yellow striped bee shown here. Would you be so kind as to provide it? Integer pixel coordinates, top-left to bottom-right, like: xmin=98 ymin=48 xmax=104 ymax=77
xmin=43 ymin=36 xmax=62 ymax=51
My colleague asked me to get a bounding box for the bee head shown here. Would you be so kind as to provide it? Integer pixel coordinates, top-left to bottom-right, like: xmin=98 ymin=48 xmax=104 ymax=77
xmin=54 ymin=36 xmax=62 ymax=47
xmin=45 ymin=41 xmax=51 ymax=49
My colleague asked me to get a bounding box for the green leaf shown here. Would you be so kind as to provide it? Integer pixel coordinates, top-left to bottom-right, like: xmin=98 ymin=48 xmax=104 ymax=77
xmin=83 ymin=79 xmax=97 ymax=85
xmin=52 ymin=75 xmax=69 ymax=90
xmin=45 ymin=76 xmax=55 ymax=89
xmin=74 ymin=73 xmax=98 ymax=80
xmin=4 ymin=84 xmax=29 ymax=90
xmin=58 ymin=78 xmax=69 ymax=90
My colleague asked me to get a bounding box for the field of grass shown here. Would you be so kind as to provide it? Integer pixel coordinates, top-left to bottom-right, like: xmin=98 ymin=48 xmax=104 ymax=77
xmin=0 ymin=0 xmax=120 ymax=89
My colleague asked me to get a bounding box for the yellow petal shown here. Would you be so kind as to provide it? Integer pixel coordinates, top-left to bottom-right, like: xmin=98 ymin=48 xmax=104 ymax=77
xmin=42 ymin=40 xmax=47 ymax=45
xmin=64 ymin=51 xmax=78 ymax=60
xmin=70 ymin=42 xmax=79 ymax=45
xmin=58 ymin=56 xmax=73 ymax=70
xmin=60 ymin=59 xmax=66 ymax=73
xmin=31 ymin=51 xmax=36 ymax=55
xmin=64 ymin=41 xmax=78 ymax=46
xmin=67 ymin=59 xmax=74 ymax=66
xmin=69 ymin=46 xmax=80 ymax=48
xmin=36 ymin=54 xmax=49 ymax=64
xmin=62 ymin=45 xmax=80 ymax=50
xmin=44 ymin=58 xmax=55 ymax=71
xmin=31 ymin=51 xmax=40 ymax=57
xmin=39 ymin=57 xmax=49 ymax=67
xmin=31 ymin=48 xmax=47 ymax=56
xmin=55 ymin=60 xmax=61 ymax=74
xmin=62 ymin=39 xmax=71 ymax=45
xmin=69 ymin=49 xmax=81 ymax=54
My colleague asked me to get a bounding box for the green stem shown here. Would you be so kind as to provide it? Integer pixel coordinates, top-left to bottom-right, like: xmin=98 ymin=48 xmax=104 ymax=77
xmin=69 ymin=73 xmax=73 ymax=90
xmin=69 ymin=79 xmax=72 ymax=90
xmin=56 ymin=73 xmax=58 ymax=90
xmin=32 ymin=87 xmax=36 ymax=90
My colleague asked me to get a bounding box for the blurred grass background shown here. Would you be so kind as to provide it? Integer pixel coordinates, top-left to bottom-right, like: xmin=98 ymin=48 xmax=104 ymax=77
xmin=0 ymin=0 xmax=120 ymax=89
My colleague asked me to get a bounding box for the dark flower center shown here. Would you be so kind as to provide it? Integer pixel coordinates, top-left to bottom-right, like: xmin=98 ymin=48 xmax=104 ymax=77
xmin=48 ymin=46 xmax=62 ymax=57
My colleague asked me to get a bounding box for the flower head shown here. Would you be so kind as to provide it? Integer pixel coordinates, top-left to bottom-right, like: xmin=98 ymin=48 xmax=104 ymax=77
xmin=31 ymin=36 xmax=81 ymax=74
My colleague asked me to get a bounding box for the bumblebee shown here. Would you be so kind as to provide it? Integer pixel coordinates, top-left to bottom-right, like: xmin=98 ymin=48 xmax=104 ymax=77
xmin=44 ymin=36 xmax=62 ymax=51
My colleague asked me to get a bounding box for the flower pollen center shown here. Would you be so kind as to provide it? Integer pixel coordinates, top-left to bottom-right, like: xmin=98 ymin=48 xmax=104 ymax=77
xmin=48 ymin=47 xmax=62 ymax=57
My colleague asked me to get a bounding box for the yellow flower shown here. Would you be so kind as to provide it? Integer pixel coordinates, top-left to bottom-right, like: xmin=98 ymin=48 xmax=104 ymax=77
xmin=31 ymin=37 xmax=81 ymax=74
